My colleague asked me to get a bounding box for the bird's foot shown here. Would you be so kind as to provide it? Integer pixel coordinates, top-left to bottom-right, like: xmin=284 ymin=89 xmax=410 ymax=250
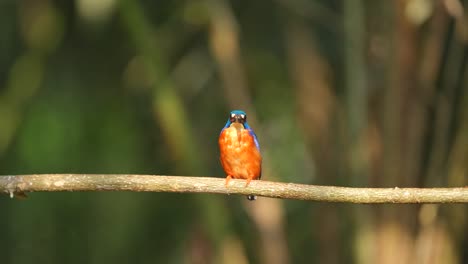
xmin=225 ymin=175 xmax=232 ymax=187
xmin=245 ymin=178 xmax=252 ymax=187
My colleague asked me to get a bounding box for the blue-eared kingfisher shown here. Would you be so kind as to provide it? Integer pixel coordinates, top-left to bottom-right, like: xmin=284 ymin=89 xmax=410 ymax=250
xmin=219 ymin=110 xmax=262 ymax=201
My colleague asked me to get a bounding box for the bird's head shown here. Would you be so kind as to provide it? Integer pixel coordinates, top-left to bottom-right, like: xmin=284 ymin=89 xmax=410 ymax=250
xmin=225 ymin=110 xmax=249 ymax=129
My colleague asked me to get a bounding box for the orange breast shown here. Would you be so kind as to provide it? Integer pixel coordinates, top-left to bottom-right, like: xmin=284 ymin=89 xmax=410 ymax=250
xmin=219 ymin=125 xmax=262 ymax=180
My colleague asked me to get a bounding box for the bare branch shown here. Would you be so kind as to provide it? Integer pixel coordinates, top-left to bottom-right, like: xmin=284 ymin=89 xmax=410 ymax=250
xmin=0 ymin=174 xmax=467 ymax=203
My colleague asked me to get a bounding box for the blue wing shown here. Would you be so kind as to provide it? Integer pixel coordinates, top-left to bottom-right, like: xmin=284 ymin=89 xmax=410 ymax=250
xmin=247 ymin=128 xmax=260 ymax=150
xmin=244 ymin=122 xmax=260 ymax=150
xmin=219 ymin=119 xmax=231 ymax=135
xmin=246 ymin=127 xmax=261 ymax=180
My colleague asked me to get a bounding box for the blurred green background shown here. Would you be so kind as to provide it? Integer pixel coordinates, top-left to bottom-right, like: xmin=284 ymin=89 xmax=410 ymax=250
xmin=1 ymin=0 xmax=467 ymax=263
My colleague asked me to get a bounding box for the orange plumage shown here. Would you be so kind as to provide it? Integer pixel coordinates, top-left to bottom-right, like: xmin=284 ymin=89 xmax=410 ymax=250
xmin=219 ymin=111 xmax=262 ymax=201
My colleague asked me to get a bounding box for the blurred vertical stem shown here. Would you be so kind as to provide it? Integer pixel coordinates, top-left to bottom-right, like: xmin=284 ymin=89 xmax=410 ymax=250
xmin=447 ymin=65 xmax=468 ymax=187
xmin=343 ymin=0 xmax=374 ymax=263
xmin=426 ymin=29 xmax=464 ymax=185
xmin=0 ymin=53 xmax=43 ymax=154
xmin=0 ymin=1 xmax=63 ymax=155
xmin=2 ymin=2 xmax=63 ymax=263
xmin=117 ymin=0 xmax=200 ymax=174
xmin=285 ymin=17 xmax=338 ymax=264
xmin=446 ymin=61 xmax=468 ymax=246
xmin=117 ymin=0 xmax=232 ymax=261
xmin=383 ymin=1 xmax=401 ymax=186
xmin=343 ymin=2 xmax=373 ymax=264
xmin=409 ymin=3 xmax=448 ymax=188
xmin=343 ymin=0 xmax=368 ymax=183
xmin=378 ymin=1 xmax=419 ymax=263
xmin=207 ymin=1 xmax=290 ymax=263
xmin=206 ymin=0 xmax=253 ymax=112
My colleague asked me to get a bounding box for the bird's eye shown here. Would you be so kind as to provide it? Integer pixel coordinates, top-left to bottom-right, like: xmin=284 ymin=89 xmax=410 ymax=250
xmin=240 ymin=114 xmax=246 ymax=120
xmin=230 ymin=113 xmax=236 ymax=118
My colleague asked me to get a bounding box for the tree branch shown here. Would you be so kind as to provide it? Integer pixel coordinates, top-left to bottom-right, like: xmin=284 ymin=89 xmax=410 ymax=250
xmin=0 ymin=174 xmax=467 ymax=203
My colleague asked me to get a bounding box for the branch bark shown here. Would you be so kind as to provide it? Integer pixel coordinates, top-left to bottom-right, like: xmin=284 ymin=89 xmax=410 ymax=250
xmin=0 ymin=174 xmax=467 ymax=203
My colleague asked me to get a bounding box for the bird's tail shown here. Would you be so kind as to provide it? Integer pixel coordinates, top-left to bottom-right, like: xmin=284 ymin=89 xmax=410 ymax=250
xmin=247 ymin=195 xmax=257 ymax=201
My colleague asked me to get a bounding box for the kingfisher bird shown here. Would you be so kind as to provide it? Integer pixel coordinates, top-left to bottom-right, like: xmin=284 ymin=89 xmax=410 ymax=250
xmin=219 ymin=110 xmax=262 ymax=201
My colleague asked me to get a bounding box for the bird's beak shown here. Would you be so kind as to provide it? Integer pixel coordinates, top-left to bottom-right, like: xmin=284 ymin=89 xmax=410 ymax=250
xmin=233 ymin=115 xmax=242 ymax=123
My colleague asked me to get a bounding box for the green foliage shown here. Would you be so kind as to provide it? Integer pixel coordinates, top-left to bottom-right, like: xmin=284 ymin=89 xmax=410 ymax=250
xmin=1 ymin=1 xmax=467 ymax=263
